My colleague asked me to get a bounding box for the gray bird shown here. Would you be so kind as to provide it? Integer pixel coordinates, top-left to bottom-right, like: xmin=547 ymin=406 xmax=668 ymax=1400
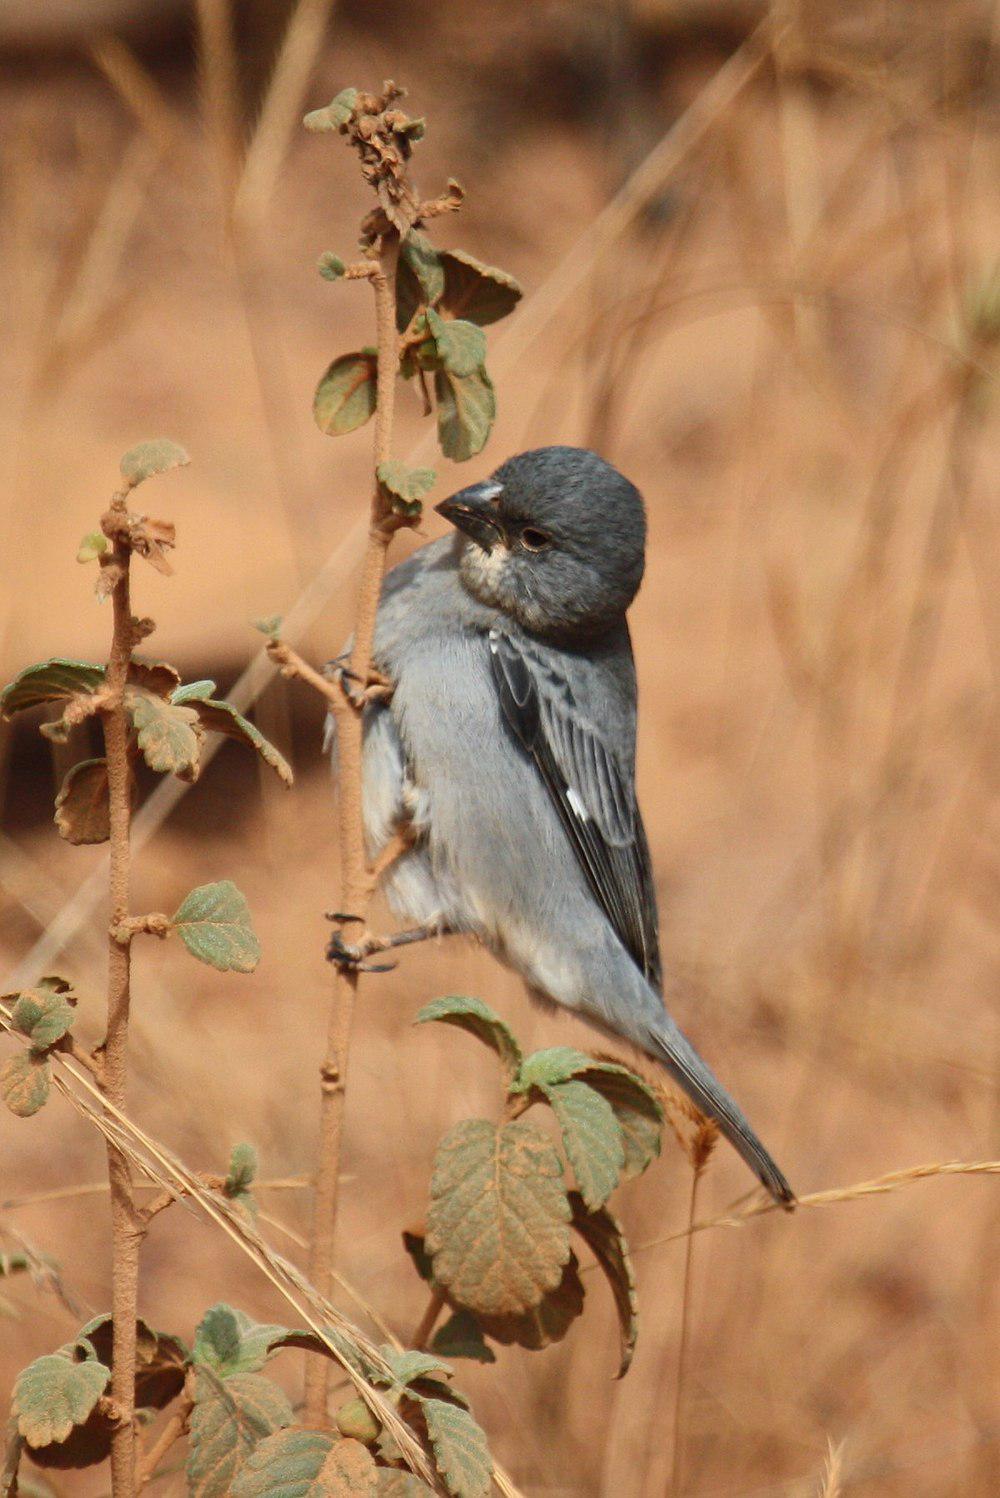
xmin=332 ymin=445 xmax=793 ymax=1206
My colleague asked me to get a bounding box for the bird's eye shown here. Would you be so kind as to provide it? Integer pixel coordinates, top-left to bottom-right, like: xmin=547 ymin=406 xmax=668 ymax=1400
xmin=519 ymin=527 xmax=552 ymax=552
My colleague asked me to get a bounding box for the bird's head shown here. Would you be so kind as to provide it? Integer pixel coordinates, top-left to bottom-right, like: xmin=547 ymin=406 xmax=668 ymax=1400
xmin=436 ymin=446 xmax=647 ymax=639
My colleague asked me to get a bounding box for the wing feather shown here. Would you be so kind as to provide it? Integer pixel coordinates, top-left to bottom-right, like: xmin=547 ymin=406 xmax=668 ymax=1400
xmin=489 ymin=628 xmax=661 ymax=989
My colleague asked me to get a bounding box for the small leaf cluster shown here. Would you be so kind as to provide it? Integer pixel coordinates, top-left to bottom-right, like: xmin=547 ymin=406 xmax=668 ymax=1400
xmin=1 ymin=978 xmax=77 ymax=1118
xmin=308 ymin=83 xmax=523 ymax=518
xmin=407 ymin=997 xmax=663 ymax=1376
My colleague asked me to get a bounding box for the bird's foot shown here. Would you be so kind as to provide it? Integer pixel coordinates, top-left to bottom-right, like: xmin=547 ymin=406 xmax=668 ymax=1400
xmin=326 ymin=655 xmax=395 ymax=710
xmin=325 ymin=929 xmax=398 ymax=974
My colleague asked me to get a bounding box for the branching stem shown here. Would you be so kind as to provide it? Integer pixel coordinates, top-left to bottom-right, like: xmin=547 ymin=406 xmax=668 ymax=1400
xmin=303 ymin=231 xmax=402 ymax=1423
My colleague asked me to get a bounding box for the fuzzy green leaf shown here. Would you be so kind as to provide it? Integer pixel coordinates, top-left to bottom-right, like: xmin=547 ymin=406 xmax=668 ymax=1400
xmin=580 ymin=1065 xmax=662 ymax=1180
xmin=0 ymin=660 xmax=105 ymax=718
xmin=188 ymin=1369 xmax=292 ymax=1498
xmin=375 ymin=1473 xmax=434 ymax=1495
xmin=426 ymin=1118 xmax=570 ymax=1317
xmin=13 ymin=1355 xmax=109 ymax=1448
xmin=569 ymin=1192 xmax=637 ymax=1376
xmin=536 ymin=1079 xmax=624 ymax=1210
xmin=422 ymin=1399 xmax=491 ymax=1498
xmin=318 ymin=252 xmax=346 ymax=281
xmin=1 ymin=1054 xmax=51 ymax=1117
xmin=253 ymin=615 xmax=283 ymax=640
xmin=434 ymin=367 xmax=495 ymax=462
xmin=478 ymin=1251 xmax=585 ymax=1352
xmin=54 ymin=758 xmax=110 ymax=845
xmin=303 ymin=88 xmax=358 ymax=132
xmin=314 ymin=352 xmax=378 ymax=436
xmin=439 ymin=250 xmax=522 ymax=327
xmin=126 ymin=687 xmax=202 ymax=778
xmin=379 ymin=1349 xmax=454 ymax=1393
xmin=76 ymin=532 xmax=108 ymax=564
xmin=396 ymin=231 xmax=445 ymax=331
xmin=430 ymin=1312 xmax=495 ymax=1365
xmin=172 ymin=882 xmax=261 ymax=973
xmin=193 ymin=1305 xmax=288 ymax=1378
xmin=232 ymin=1426 xmax=374 ymax=1498
xmin=376 ymin=461 xmax=436 ymax=519
xmin=425 ymin=310 xmax=486 ymax=379
xmin=171 ymin=679 xmax=217 ymax=704
xmin=11 ymin=987 xmax=75 ymax=1050
xmin=225 ymin=1143 xmax=258 ymax=1196
xmin=183 ymin=696 xmax=293 ymax=786
xmin=415 ymin=995 xmax=522 ymax=1077
xmin=120 ymin=438 xmax=189 ymax=488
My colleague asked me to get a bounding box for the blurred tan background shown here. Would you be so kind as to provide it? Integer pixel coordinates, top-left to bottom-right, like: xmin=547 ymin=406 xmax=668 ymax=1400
xmin=2 ymin=2 xmax=999 ymax=1494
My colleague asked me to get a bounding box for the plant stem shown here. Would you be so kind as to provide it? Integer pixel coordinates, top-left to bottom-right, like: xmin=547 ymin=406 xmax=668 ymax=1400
xmin=670 ymin=1164 xmax=704 ymax=1497
xmin=411 ymin=1288 xmax=446 ymax=1352
xmin=102 ymin=518 xmax=143 ymax=1497
xmin=135 ymin=1393 xmax=193 ymax=1492
xmin=303 ymin=232 xmax=401 ymax=1424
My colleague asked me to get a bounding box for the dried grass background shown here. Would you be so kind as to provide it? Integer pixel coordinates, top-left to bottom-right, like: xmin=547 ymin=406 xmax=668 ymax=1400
xmin=2 ymin=1 xmax=999 ymax=1493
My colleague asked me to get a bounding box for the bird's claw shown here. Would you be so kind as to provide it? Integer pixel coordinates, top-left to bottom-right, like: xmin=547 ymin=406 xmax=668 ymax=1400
xmin=325 ymin=930 xmax=398 ymax=974
xmin=326 ymin=655 xmax=395 ymax=710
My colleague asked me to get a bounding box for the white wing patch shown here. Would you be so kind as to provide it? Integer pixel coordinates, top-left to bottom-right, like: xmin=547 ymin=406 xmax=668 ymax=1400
xmin=566 ymin=786 xmax=589 ymax=821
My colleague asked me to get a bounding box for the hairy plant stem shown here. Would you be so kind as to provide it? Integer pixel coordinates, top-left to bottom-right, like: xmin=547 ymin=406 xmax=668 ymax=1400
xmin=102 ymin=520 xmax=144 ymax=1497
xmin=303 ymin=232 xmax=402 ymax=1423
xmin=411 ymin=1288 xmax=446 ymax=1352
xmin=670 ymin=1164 xmax=704 ymax=1498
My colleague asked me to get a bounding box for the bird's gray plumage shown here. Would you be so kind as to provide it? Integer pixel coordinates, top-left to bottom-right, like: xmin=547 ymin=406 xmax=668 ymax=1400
xmin=338 ymin=445 xmax=793 ymax=1205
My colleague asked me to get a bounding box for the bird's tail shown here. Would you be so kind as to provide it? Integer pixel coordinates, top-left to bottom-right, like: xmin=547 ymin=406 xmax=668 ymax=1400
xmin=645 ymin=1014 xmax=795 ymax=1208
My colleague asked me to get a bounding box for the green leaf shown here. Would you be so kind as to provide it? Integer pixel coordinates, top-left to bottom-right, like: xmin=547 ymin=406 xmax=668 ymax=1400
xmin=426 ymin=1118 xmax=570 ymax=1317
xmin=11 ymin=987 xmax=75 ymax=1050
xmin=233 ymin=1426 xmax=374 ymax=1498
xmin=376 ymin=461 xmax=436 ymax=519
xmin=225 ymin=1143 xmax=258 ymax=1195
xmin=512 ymin=1051 xmax=662 ymax=1179
xmin=314 ymin=352 xmax=378 ymax=436
xmin=253 ymin=615 xmax=283 ymax=640
xmin=119 ymin=438 xmax=190 ymax=488
xmin=477 ymin=1251 xmax=584 ymax=1352
xmin=396 ymin=231 xmax=445 ymax=331
xmin=54 ymin=758 xmax=110 ymax=846
xmin=422 ymin=1399 xmax=491 ymax=1498
xmin=1 ymin=1054 xmax=51 ymax=1117
xmin=188 ymin=1369 xmax=293 ymax=1498
xmin=425 ymin=310 xmax=486 ymax=379
xmin=76 ymin=531 xmax=108 ymax=564
xmin=172 ymin=881 xmax=261 ymax=973
xmin=439 ymin=250 xmax=522 ymax=327
xmin=0 ymin=660 xmax=105 ymax=718
xmin=536 ymin=1079 xmax=624 ymax=1210
xmin=434 ymin=367 xmax=495 ymax=462
xmin=318 ymin=252 xmax=346 ymax=281
xmin=375 ymin=1472 xmax=434 ymax=1495
xmin=379 ymin=1349 xmax=454 ymax=1392
xmin=183 ymin=696 xmax=293 ymax=786
xmin=127 ymin=660 xmax=182 ymax=698
xmin=415 ymin=996 xmax=522 ymax=1077
xmin=303 ymin=88 xmax=358 ymax=132
xmin=171 ymin=679 xmax=217 ymax=704
xmin=430 ymin=1312 xmax=495 ymax=1365
xmin=569 ymin=1192 xmax=637 ymax=1376
xmin=13 ymin=1355 xmax=109 ymax=1447
xmin=125 ymin=686 xmax=202 ymax=778
xmin=579 ymin=1065 xmax=662 ymax=1181
xmin=193 ymin=1305 xmax=288 ymax=1378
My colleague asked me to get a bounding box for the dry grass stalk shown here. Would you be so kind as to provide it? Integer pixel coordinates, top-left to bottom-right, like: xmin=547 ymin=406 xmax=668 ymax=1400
xmin=817 ymin=1437 xmax=846 ymax=1497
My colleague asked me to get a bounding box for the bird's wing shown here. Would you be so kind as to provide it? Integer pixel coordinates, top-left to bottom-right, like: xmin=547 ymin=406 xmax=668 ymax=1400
xmin=489 ymin=626 xmax=661 ymax=989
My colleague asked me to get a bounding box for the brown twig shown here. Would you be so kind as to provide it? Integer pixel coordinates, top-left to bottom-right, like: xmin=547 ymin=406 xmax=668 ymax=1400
xmin=99 ymin=494 xmax=145 ymax=1497
xmin=134 ymin=1386 xmax=194 ymax=1492
xmin=303 ymin=221 xmax=403 ymax=1424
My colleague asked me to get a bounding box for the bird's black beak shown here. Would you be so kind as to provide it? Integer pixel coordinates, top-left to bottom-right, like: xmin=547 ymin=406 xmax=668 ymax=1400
xmin=435 ymin=481 xmax=505 ymax=551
